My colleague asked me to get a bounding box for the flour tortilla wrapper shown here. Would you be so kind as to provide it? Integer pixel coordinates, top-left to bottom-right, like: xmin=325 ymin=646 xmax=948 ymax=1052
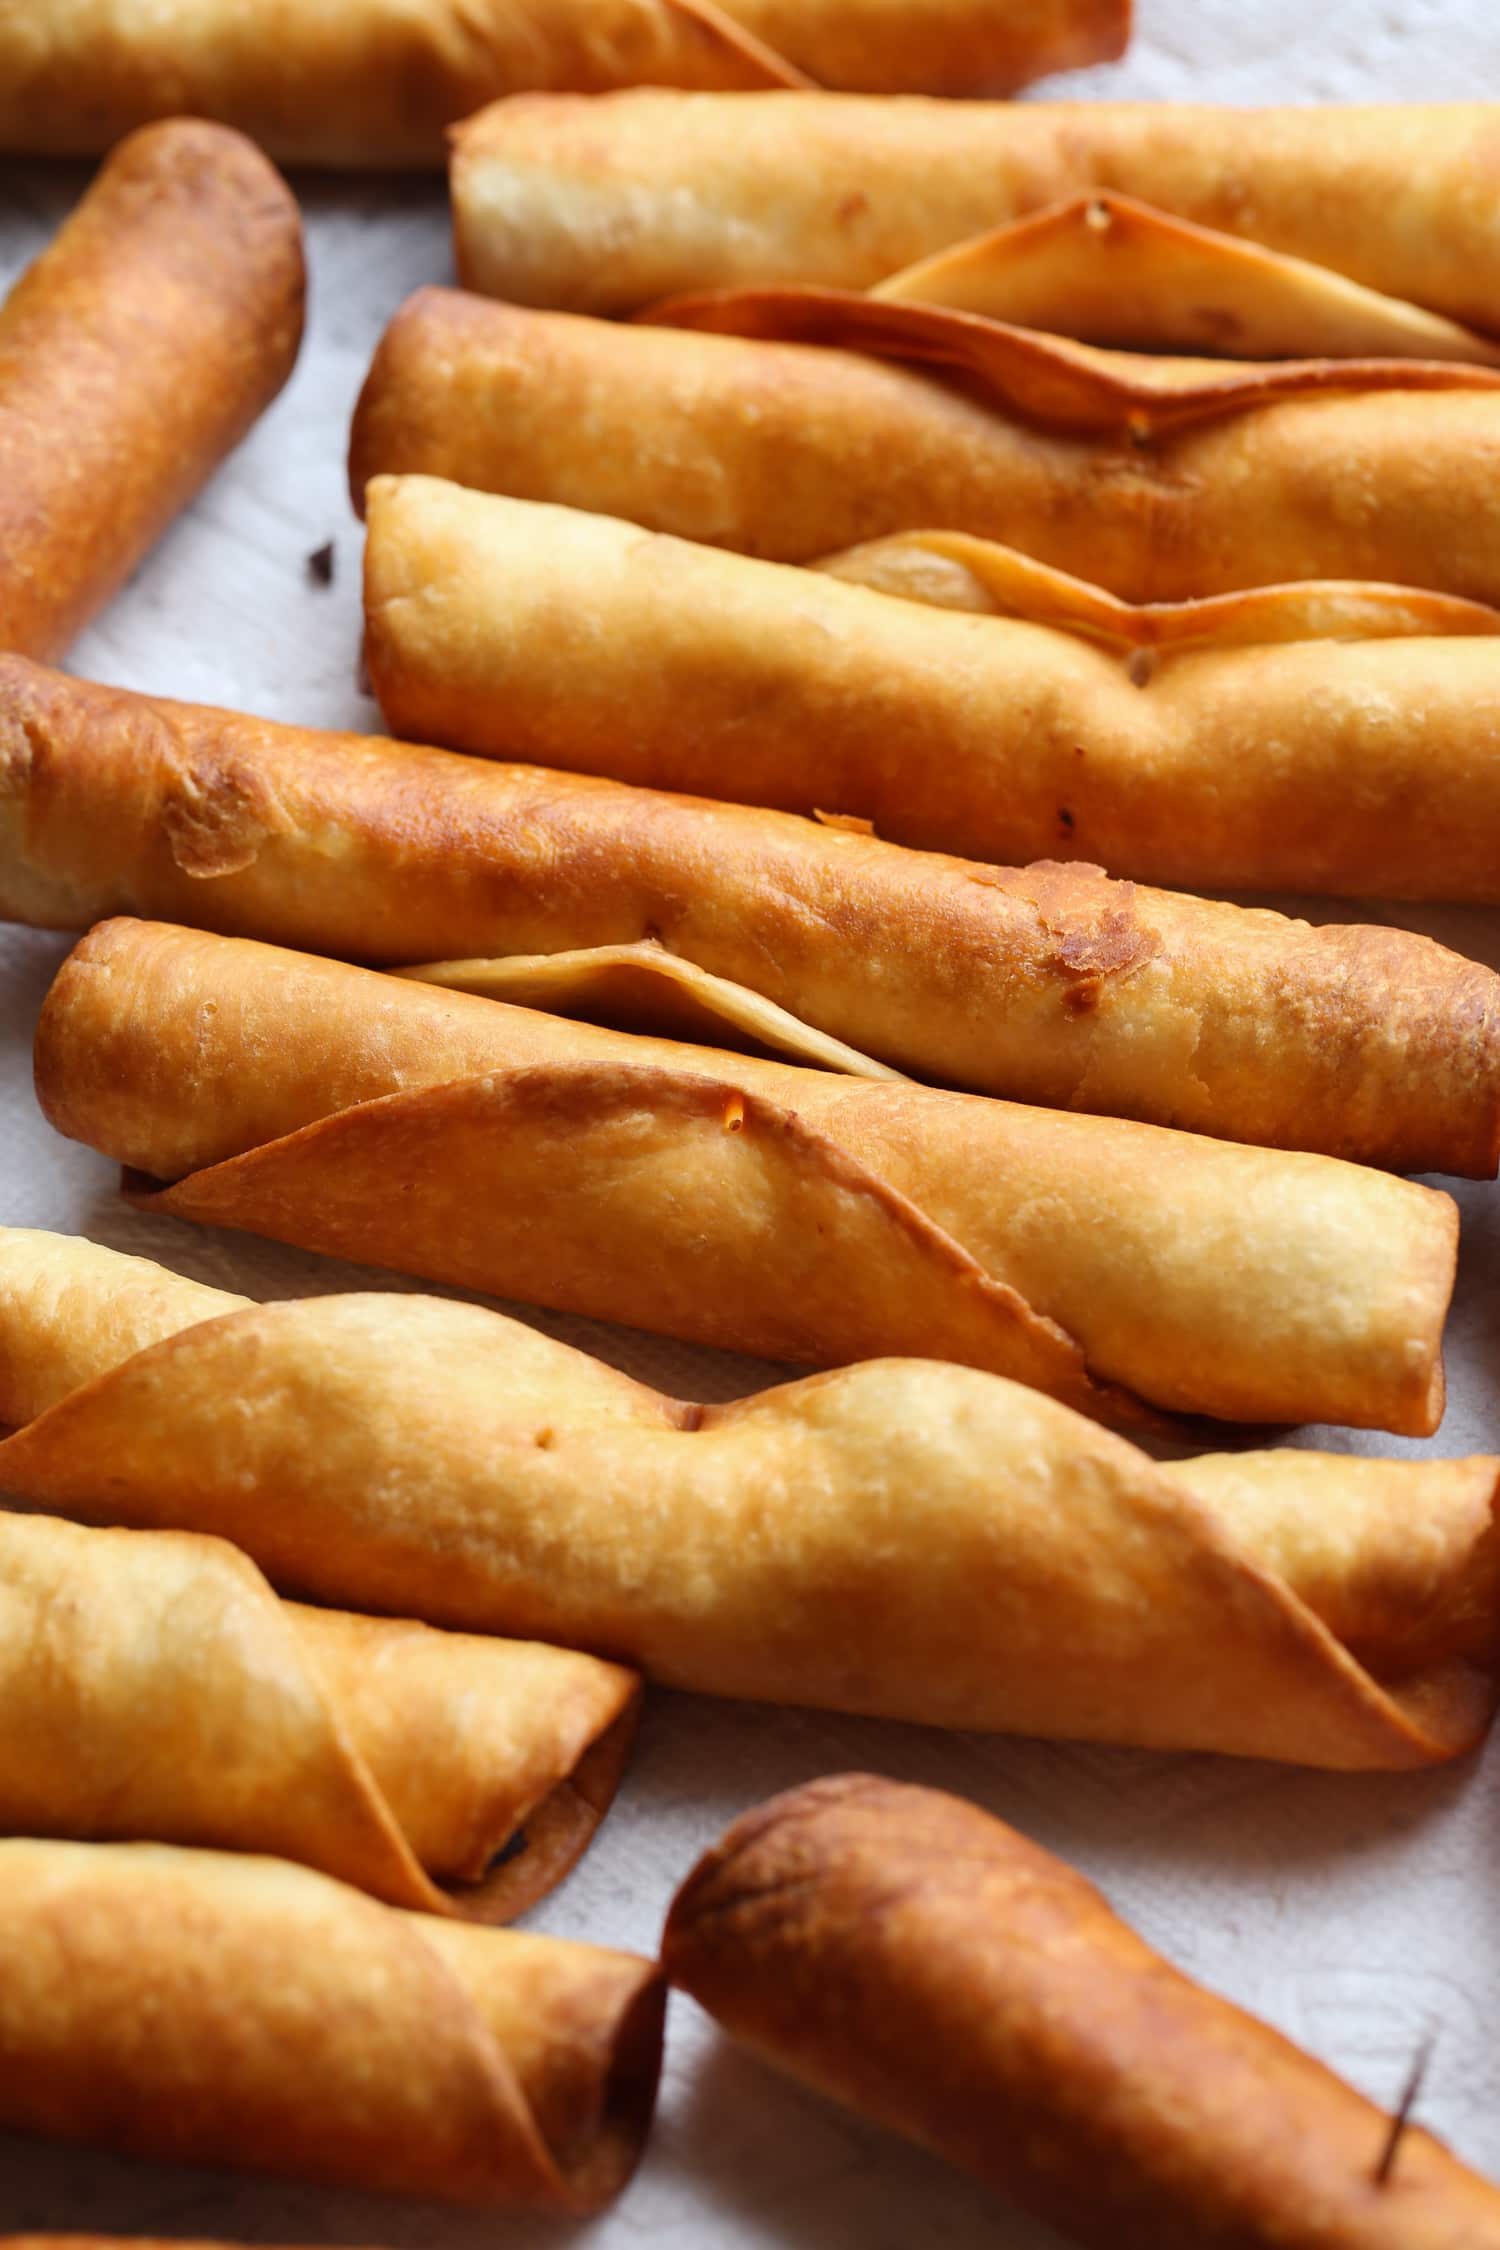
xmin=450 ymin=92 xmax=1500 ymax=325
xmin=0 ymin=0 xmax=1128 ymax=166
xmin=362 ymin=475 xmax=1500 ymax=904
xmin=1 ymin=1229 xmax=1496 ymax=1767
xmin=0 ymin=1837 xmax=663 ymax=2208
xmin=869 ymin=191 xmax=1500 ymax=363
xmin=0 ymin=1238 xmax=636 ymax=1921
xmin=348 ymin=287 xmax=1500 ymax=607
xmin=5 ymin=656 xmax=1499 ymax=1174
xmin=33 ymin=920 xmax=1461 ymax=1435
xmin=0 ymin=120 xmax=303 ymax=663
xmin=663 ymin=1777 xmax=1500 ymax=2246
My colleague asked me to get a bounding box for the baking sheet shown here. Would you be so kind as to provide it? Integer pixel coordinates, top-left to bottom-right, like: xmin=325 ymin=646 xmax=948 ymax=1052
xmin=3 ymin=5 xmax=1500 ymax=2240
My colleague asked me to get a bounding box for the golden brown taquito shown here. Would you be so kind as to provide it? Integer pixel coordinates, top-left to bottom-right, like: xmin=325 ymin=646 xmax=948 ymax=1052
xmin=33 ymin=921 xmax=1462 ymax=1435
xmin=5 ymin=656 xmax=1499 ymax=1173
xmin=0 ymin=120 xmax=304 ymax=664
xmin=363 ymin=477 xmax=1500 ymax=903
xmin=349 ymin=289 xmax=1500 ymax=605
xmin=0 ymin=0 xmax=1127 ymax=166
xmin=664 ymin=1778 xmax=1500 ymax=2247
xmin=2 ymin=1232 xmax=1496 ymax=1765
xmin=0 ymin=1838 xmax=664 ymax=2208
xmin=0 ymin=1250 xmax=637 ymax=1919
xmin=451 ymin=92 xmax=1500 ymax=323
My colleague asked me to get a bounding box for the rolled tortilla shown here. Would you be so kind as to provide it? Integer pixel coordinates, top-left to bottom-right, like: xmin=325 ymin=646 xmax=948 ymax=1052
xmin=664 ymin=1777 xmax=1500 ymax=2246
xmin=32 ymin=920 xmax=1462 ymax=1435
xmin=0 ymin=1247 xmax=636 ymax=1920
xmin=5 ymin=657 xmax=1499 ymax=1174
xmin=363 ymin=475 xmax=1500 ymax=902
xmin=450 ymin=92 xmax=1500 ymax=324
xmin=0 ymin=120 xmax=304 ymax=664
xmin=0 ymin=1837 xmax=664 ymax=2207
xmin=2 ymin=1229 xmax=1497 ymax=1766
xmin=348 ymin=288 xmax=1500 ymax=606
xmin=0 ymin=0 xmax=1128 ymax=167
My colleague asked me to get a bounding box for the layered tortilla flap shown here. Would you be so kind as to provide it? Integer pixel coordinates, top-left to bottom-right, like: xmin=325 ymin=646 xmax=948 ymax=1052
xmin=650 ymin=285 xmax=1500 ymax=435
xmin=873 ymin=192 xmax=1500 ymax=364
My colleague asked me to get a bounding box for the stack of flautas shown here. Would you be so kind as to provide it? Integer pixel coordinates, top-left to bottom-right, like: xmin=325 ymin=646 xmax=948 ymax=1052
xmin=32 ymin=920 xmax=1467 ymax=1433
xmin=362 ymin=475 xmax=1500 ymax=899
xmin=0 ymin=1837 xmax=664 ymax=2206
xmin=5 ymin=657 xmax=1498 ymax=1171
xmin=4 ymin=1229 xmax=1497 ymax=1767
xmin=380 ymin=97 xmax=1500 ymax=609
xmin=665 ymin=1778 xmax=1500 ymax=2247
xmin=0 ymin=0 xmax=1128 ymax=167
xmin=0 ymin=1233 xmax=639 ymax=1919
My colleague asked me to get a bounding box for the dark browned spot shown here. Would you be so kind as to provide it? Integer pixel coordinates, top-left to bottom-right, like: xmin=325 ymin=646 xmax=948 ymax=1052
xmin=1127 ymin=648 xmax=1155 ymax=688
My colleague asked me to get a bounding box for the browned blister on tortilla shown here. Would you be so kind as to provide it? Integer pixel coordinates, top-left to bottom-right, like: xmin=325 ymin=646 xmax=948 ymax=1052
xmin=349 ymin=286 xmax=1500 ymax=607
xmin=5 ymin=656 xmax=1498 ymax=1172
xmin=664 ymin=1777 xmax=1500 ymax=2244
xmin=0 ymin=0 xmax=1127 ymax=165
xmin=2 ymin=1228 xmax=1496 ymax=1767
xmin=30 ymin=921 xmax=1462 ymax=1436
xmin=0 ymin=120 xmax=304 ymax=662
xmin=0 ymin=1838 xmax=663 ymax=2207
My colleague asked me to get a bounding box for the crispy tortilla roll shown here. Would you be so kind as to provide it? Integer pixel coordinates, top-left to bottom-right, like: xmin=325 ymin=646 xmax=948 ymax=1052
xmin=0 ymin=1254 xmax=637 ymax=1920
xmin=33 ymin=921 xmax=1462 ymax=1436
xmin=664 ymin=1778 xmax=1500 ymax=2246
xmin=451 ymin=92 xmax=1500 ymax=323
xmin=0 ymin=0 xmax=1128 ymax=166
xmin=0 ymin=1838 xmax=664 ymax=2208
xmin=363 ymin=476 xmax=1500 ymax=903
xmin=0 ymin=120 xmax=304 ymax=664
xmin=5 ymin=658 xmax=1499 ymax=1174
xmin=2 ymin=1232 xmax=1497 ymax=1765
xmin=349 ymin=289 xmax=1500 ymax=606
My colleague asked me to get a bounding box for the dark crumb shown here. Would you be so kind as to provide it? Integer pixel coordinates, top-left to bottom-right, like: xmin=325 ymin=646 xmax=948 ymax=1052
xmin=1058 ymin=807 xmax=1075 ymax=832
xmin=1374 ymin=2033 xmax=1435 ymax=2185
xmin=492 ymin=1828 xmax=530 ymax=1870
xmin=306 ymin=539 xmax=336 ymax=587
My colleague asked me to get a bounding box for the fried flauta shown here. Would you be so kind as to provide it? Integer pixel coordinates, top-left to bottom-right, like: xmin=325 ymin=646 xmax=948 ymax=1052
xmin=5 ymin=657 xmax=1499 ymax=1173
xmin=0 ymin=1262 xmax=636 ymax=1922
xmin=451 ymin=92 xmax=1500 ymax=324
xmin=0 ymin=1838 xmax=664 ymax=2208
xmin=348 ymin=288 xmax=1500 ymax=606
xmin=664 ymin=1777 xmax=1500 ymax=2247
xmin=2 ymin=1231 xmax=1497 ymax=1766
xmin=0 ymin=0 xmax=1127 ymax=167
xmin=363 ymin=476 xmax=1500 ymax=902
xmin=33 ymin=921 xmax=1462 ymax=1435
xmin=0 ymin=120 xmax=304 ymax=664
